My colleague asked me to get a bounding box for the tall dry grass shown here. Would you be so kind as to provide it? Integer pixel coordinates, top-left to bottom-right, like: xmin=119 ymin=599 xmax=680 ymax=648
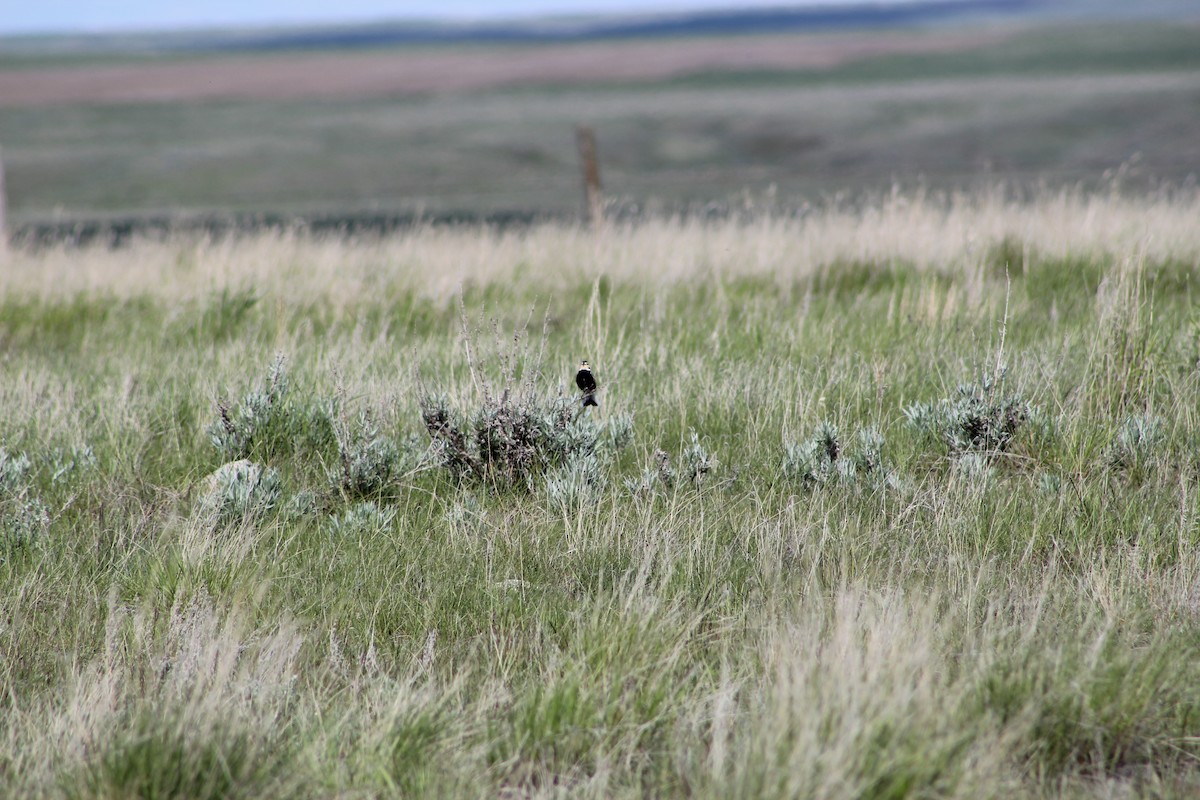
xmin=4 ymin=187 xmax=1198 ymax=303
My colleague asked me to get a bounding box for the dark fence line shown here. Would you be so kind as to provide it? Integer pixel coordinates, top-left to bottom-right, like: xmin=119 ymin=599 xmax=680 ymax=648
xmin=14 ymin=198 xmax=872 ymax=249
xmin=12 ymin=209 xmax=568 ymax=250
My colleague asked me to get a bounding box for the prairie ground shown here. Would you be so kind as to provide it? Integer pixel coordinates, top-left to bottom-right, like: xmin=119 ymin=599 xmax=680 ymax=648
xmin=0 ymin=30 xmax=1007 ymax=106
xmin=2 ymin=22 xmax=1199 ymax=221
xmin=3 ymin=188 xmax=1200 ymax=797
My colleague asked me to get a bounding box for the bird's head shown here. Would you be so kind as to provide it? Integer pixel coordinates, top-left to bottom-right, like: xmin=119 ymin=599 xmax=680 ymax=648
xmin=579 ymin=360 xmax=590 ymax=369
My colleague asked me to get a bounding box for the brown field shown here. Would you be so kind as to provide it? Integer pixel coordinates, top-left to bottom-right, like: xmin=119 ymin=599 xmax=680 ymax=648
xmin=0 ymin=30 xmax=1007 ymax=107
xmin=2 ymin=21 xmax=1196 ymax=222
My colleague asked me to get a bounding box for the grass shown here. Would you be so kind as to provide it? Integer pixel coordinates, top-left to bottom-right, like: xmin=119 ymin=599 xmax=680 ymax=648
xmin=3 ymin=188 xmax=1200 ymax=797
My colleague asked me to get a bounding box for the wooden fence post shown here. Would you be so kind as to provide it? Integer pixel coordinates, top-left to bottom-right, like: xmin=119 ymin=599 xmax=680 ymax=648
xmin=575 ymin=126 xmax=604 ymax=227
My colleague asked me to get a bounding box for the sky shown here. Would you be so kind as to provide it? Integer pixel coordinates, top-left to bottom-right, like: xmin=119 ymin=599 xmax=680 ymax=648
xmin=2 ymin=0 xmax=880 ymax=36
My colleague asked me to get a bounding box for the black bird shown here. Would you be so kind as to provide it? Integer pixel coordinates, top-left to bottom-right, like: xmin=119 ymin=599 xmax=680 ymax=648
xmin=575 ymin=360 xmax=599 ymax=408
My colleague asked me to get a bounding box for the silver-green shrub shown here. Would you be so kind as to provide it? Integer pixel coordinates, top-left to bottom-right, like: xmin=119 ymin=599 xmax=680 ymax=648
xmin=952 ymin=452 xmax=996 ymax=485
xmin=331 ymin=410 xmax=408 ymax=498
xmin=48 ymin=444 xmax=96 ymax=487
xmin=783 ymin=421 xmax=840 ymax=485
xmin=199 ymin=459 xmax=282 ymax=527
xmin=0 ymin=448 xmax=33 ymax=495
xmin=421 ymin=391 xmax=611 ymax=493
xmin=624 ymin=466 xmax=661 ymax=497
xmin=904 ymin=371 xmax=1034 ymax=455
xmin=544 ymin=453 xmax=608 ymax=512
xmin=207 ymin=354 xmax=290 ymax=460
xmin=1110 ymin=413 xmax=1165 ymax=466
xmin=626 ymin=433 xmax=714 ymax=496
xmin=682 ymin=430 xmax=716 ymax=486
xmin=783 ymin=423 xmax=892 ymax=489
xmin=325 ymin=501 xmax=396 ymax=536
xmin=0 ymin=449 xmax=49 ymax=554
xmin=281 ymin=488 xmax=320 ymax=522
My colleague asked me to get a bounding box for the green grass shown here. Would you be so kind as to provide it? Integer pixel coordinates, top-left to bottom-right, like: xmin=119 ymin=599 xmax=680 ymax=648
xmin=3 ymin=193 xmax=1200 ymax=796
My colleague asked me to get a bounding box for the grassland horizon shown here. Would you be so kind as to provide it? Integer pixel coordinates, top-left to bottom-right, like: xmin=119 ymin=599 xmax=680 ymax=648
xmin=3 ymin=20 xmax=1199 ymax=224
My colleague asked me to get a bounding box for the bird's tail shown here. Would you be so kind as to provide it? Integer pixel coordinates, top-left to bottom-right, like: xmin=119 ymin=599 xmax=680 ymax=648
xmin=582 ymin=393 xmax=599 ymax=408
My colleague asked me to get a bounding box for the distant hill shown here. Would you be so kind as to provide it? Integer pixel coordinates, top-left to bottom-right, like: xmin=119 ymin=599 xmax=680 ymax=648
xmin=204 ymin=1 xmax=1037 ymax=52
xmin=5 ymin=0 xmax=1199 ymax=57
xmin=185 ymin=0 xmax=1200 ymax=53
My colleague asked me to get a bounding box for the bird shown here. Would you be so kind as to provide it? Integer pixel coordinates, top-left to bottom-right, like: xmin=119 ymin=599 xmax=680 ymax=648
xmin=575 ymin=360 xmax=599 ymax=408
